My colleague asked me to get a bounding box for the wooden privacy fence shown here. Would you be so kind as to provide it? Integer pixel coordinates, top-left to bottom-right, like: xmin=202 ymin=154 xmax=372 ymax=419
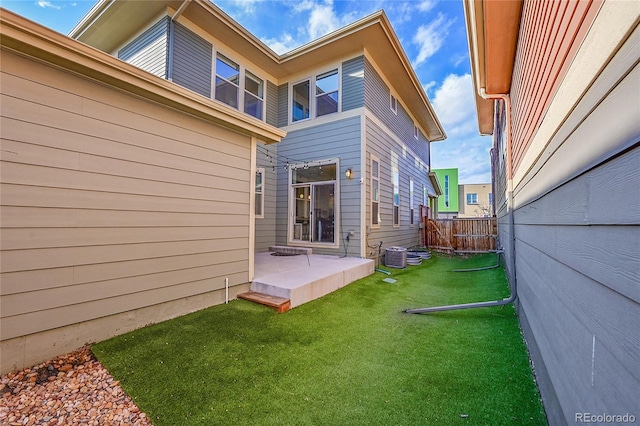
xmin=425 ymin=218 xmax=498 ymax=253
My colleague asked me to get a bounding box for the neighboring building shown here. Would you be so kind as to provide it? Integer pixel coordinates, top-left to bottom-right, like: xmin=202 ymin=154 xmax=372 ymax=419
xmin=0 ymin=1 xmax=446 ymax=373
xmin=432 ymin=168 xmax=459 ymax=218
xmin=464 ymin=0 xmax=639 ymax=424
xmin=458 ymin=183 xmax=493 ymax=217
xmin=68 ymin=0 xmax=446 ymax=260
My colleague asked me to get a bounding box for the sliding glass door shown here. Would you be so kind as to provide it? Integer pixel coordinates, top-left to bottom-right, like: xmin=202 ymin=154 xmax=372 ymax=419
xmin=290 ymin=162 xmax=337 ymax=245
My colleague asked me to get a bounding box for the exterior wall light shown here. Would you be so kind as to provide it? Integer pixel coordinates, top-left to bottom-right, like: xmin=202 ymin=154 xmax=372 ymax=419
xmin=345 ymin=168 xmax=353 ymax=179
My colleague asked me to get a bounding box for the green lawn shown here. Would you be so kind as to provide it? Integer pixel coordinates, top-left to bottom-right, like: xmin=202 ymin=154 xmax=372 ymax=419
xmin=92 ymin=253 xmax=547 ymax=425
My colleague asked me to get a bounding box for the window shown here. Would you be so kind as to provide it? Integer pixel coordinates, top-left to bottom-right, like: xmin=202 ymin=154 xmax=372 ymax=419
xmin=316 ymin=70 xmax=339 ymax=117
xmin=244 ymin=71 xmax=263 ymax=120
xmin=444 ymin=175 xmax=450 ymax=207
xmin=409 ymin=177 xmax=414 ymax=225
xmin=489 ymin=193 xmax=494 ymax=205
xmin=390 ymin=94 xmax=397 ymax=114
xmin=392 ymin=167 xmax=400 ymax=226
xmin=255 ymin=168 xmax=264 ymax=218
xmin=413 ymin=124 xmax=419 ymax=140
xmin=371 ymin=155 xmax=380 ymax=227
xmin=423 ymin=184 xmax=427 ymax=206
xmin=467 ymin=193 xmax=478 ymax=205
xmin=215 ymin=53 xmax=239 ymax=108
xmin=290 ymin=160 xmax=337 ymax=245
xmin=292 ymin=80 xmax=310 ymax=122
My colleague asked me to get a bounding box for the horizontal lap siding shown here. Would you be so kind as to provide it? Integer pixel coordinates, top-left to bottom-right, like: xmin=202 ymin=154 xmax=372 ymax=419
xmin=365 ymin=118 xmax=429 ymax=255
xmin=274 ymin=117 xmax=361 ymax=256
xmin=0 ymin=52 xmax=252 ymax=344
xmin=342 ymin=56 xmax=365 ymax=111
xmin=117 ymin=17 xmax=169 ymax=78
xmin=255 ymin=143 xmax=277 ymax=251
xmin=511 ymin=0 xmax=601 ymax=173
xmin=171 ymin=22 xmax=213 ymax=98
xmin=506 ymin=19 xmax=640 ymax=423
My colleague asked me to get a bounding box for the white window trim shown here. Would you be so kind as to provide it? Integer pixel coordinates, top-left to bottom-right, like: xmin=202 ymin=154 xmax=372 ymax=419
xmin=212 ymin=49 xmax=266 ymax=121
xmin=287 ymin=158 xmax=341 ymax=248
xmin=370 ymin=154 xmax=381 ymax=228
xmin=413 ymin=124 xmax=419 ymax=140
xmin=255 ymin=167 xmax=265 ymax=219
xmin=390 ymin=94 xmax=398 ymax=115
xmin=409 ymin=177 xmax=415 ymax=226
xmin=289 ymin=67 xmax=342 ymax=125
xmin=392 ymin=164 xmax=400 ymax=227
xmin=467 ymin=193 xmax=478 ymax=205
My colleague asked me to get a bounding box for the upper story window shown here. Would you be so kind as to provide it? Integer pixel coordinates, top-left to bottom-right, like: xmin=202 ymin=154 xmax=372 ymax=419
xmin=316 ymin=70 xmax=339 ymax=117
xmin=413 ymin=124 xmax=419 ymax=140
xmin=245 ymin=71 xmax=264 ymax=120
xmin=467 ymin=193 xmax=478 ymax=205
xmin=489 ymin=193 xmax=494 ymax=205
xmin=292 ymin=80 xmax=310 ymax=122
xmin=291 ymin=68 xmax=340 ymax=123
xmin=390 ymin=94 xmax=398 ymax=114
xmin=214 ymin=52 xmax=265 ymax=121
xmin=215 ymin=53 xmax=239 ymax=108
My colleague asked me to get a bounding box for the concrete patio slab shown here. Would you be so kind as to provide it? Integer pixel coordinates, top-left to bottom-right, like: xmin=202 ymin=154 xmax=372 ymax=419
xmin=251 ymin=252 xmax=374 ymax=308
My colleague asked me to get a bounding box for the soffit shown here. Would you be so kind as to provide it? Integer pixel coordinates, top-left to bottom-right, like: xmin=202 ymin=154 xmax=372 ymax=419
xmin=464 ymin=0 xmax=522 ymax=134
xmin=70 ymin=1 xmax=181 ymax=53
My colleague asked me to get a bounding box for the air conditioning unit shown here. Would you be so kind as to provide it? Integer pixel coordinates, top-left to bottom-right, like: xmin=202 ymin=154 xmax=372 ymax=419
xmin=385 ymin=246 xmax=407 ymax=268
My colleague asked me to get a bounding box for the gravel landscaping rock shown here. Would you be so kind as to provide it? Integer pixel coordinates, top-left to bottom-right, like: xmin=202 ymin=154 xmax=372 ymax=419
xmin=0 ymin=345 xmax=152 ymax=425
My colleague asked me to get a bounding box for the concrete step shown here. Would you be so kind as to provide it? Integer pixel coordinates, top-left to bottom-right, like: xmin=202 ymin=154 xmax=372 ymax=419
xmin=237 ymin=291 xmax=291 ymax=313
xmin=268 ymin=245 xmax=312 ymax=255
xmin=251 ymin=256 xmax=374 ymax=308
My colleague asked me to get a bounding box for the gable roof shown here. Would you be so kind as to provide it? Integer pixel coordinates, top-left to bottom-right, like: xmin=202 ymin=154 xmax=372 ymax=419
xmin=70 ymin=0 xmax=446 ymax=142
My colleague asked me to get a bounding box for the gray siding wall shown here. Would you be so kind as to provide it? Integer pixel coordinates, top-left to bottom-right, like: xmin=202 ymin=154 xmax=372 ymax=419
xmin=274 ymin=116 xmax=362 ymax=256
xmin=118 ymin=17 xmax=169 ymax=78
xmin=495 ymin=34 xmax=640 ymax=424
xmin=364 ymin=117 xmax=433 ymax=258
xmin=171 ymin=22 xmax=212 ymax=98
xmin=266 ymin=81 xmax=278 ymax=128
xmin=1 ymin=48 xmax=254 ymax=374
xmin=255 ymin=143 xmax=277 ymax=252
xmin=363 ymin=58 xmax=430 ymax=163
xmin=514 ymin=148 xmax=640 ymax=424
xmin=342 ymin=56 xmax=365 ymax=111
xmin=277 ymin=83 xmax=288 ymax=128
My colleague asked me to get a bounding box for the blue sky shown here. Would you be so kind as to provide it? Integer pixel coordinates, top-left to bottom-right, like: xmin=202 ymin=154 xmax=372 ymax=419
xmin=2 ymin=0 xmax=492 ymax=183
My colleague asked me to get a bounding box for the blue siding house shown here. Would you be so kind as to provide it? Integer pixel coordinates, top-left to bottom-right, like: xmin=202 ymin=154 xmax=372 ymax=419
xmin=71 ymin=0 xmax=446 ymax=260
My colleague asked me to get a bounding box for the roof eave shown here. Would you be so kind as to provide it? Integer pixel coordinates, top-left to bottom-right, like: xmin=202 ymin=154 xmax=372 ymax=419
xmin=464 ymin=0 xmax=522 ymax=135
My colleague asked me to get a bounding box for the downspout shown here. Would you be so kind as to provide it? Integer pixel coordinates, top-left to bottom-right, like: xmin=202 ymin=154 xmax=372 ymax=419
xmin=404 ymin=95 xmax=517 ymax=314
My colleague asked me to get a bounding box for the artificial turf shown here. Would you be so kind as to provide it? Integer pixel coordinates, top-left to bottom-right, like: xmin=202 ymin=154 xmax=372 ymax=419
xmin=92 ymin=253 xmax=547 ymax=425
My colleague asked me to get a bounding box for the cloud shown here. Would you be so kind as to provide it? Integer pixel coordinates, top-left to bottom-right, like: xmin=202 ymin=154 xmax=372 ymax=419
xmin=262 ymin=33 xmax=299 ymax=55
xmin=430 ymin=73 xmax=492 ymax=183
xmin=412 ymin=13 xmax=454 ymax=67
xmin=262 ymin=0 xmax=358 ymax=53
xmin=417 ymin=0 xmax=437 ymax=13
xmin=36 ymin=0 xmax=61 ymax=9
xmin=422 ymin=80 xmax=437 ymax=97
xmin=431 ymin=73 xmax=477 ymax=138
xmin=305 ymin=0 xmax=357 ymax=40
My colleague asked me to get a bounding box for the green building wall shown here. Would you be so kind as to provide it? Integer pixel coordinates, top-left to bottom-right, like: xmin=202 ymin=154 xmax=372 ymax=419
xmin=433 ymin=168 xmax=459 ymax=214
